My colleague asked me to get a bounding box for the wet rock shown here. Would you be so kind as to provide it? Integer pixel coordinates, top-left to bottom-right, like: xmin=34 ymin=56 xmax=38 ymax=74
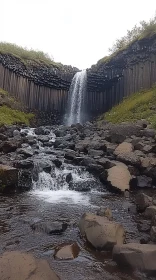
xmin=35 ymin=127 xmax=45 ymax=135
xmin=152 ymin=195 xmax=156 ymax=206
xmin=96 ymin=158 xmax=116 ymax=169
xmin=0 ymin=139 xmax=22 ymax=153
xmin=17 ymin=147 xmax=33 ymax=158
xmin=114 ymin=142 xmax=134 ymax=156
xmin=25 ymin=135 xmax=37 ymax=146
xmin=66 ymin=173 xmax=73 ymax=183
xmin=136 ymin=193 xmax=152 ymax=211
xmin=106 ymin=163 xmax=131 ymax=192
xmin=54 ymin=243 xmax=80 ymax=260
xmin=69 ymin=180 xmax=91 ymax=192
xmin=136 ymin=175 xmax=152 ymax=188
xmin=88 ymin=149 xmax=104 ymax=157
xmin=18 ymin=170 xmax=32 ymax=191
xmin=14 ymin=159 xmax=34 ymax=169
xmin=150 ymin=226 xmax=156 ymax=242
xmin=86 ymin=163 xmax=104 ymax=175
xmin=0 ymin=251 xmax=59 ymax=280
xmin=97 ymin=207 xmax=113 ymax=220
xmin=117 ymin=152 xmax=140 ymax=166
xmin=38 ymin=135 xmax=49 ymax=143
xmin=137 ymin=220 xmax=151 ymax=232
xmin=145 ymin=206 xmax=156 ymax=219
xmin=31 ymin=221 xmax=68 ymax=235
xmin=0 ymin=133 xmax=7 ymax=141
xmin=107 ymin=133 xmax=126 ymax=144
xmin=0 ymin=164 xmax=18 ymax=192
xmin=113 ymin=243 xmax=156 ymax=273
xmin=79 ymin=213 xmax=125 ymax=250
xmin=64 ymin=149 xmax=77 ymax=160
xmin=13 ymin=129 xmax=20 ymax=137
xmin=52 ymin=158 xmax=62 ymax=168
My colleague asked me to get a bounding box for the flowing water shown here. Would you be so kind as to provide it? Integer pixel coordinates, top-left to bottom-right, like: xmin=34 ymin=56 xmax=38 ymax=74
xmin=65 ymin=70 xmax=87 ymax=125
xmin=0 ymin=127 xmax=155 ymax=280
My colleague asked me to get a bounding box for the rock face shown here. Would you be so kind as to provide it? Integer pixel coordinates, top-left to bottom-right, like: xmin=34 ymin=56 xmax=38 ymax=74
xmin=113 ymin=243 xmax=156 ymax=273
xmin=106 ymin=163 xmax=131 ymax=192
xmin=54 ymin=243 xmax=80 ymax=260
xmin=0 ymin=164 xmax=18 ymax=192
xmin=0 ymin=251 xmax=59 ymax=280
xmin=79 ymin=213 xmax=125 ymax=250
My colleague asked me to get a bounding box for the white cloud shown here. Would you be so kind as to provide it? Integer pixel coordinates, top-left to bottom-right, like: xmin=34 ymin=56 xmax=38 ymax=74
xmin=0 ymin=0 xmax=156 ymax=69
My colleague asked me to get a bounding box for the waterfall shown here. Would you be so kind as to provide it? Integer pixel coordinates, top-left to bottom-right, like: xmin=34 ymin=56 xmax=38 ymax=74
xmin=66 ymin=70 xmax=87 ymax=125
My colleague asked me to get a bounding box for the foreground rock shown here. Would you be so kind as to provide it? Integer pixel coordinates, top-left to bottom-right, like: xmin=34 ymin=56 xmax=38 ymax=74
xmin=79 ymin=213 xmax=125 ymax=250
xmin=31 ymin=221 xmax=68 ymax=235
xmin=136 ymin=193 xmax=152 ymax=211
xmin=54 ymin=243 xmax=80 ymax=260
xmin=113 ymin=243 xmax=156 ymax=273
xmin=0 ymin=251 xmax=59 ymax=280
xmin=103 ymin=162 xmax=131 ymax=192
xmin=0 ymin=164 xmax=18 ymax=192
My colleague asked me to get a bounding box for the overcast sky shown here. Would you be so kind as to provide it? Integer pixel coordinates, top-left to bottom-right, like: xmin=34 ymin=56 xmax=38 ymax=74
xmin=1 ymin=0 xmax=156 ymax=69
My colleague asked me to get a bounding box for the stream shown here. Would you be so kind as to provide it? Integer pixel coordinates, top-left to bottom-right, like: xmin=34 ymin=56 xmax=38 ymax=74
xmin=0 ymin=127 xmax=155 ymax=280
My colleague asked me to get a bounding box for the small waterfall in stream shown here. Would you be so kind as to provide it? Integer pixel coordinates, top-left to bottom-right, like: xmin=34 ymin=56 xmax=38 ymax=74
xmin=65 ymin=70 xmax=87 ymax=126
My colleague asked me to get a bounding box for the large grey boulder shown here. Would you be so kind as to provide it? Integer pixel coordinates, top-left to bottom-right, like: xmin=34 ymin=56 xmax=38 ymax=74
xmin=79 ymin=213 xmax=125 ymax=250
xmin=113 ymin=243 xmax=156 ymax=273
xmin=106 ymin=162 xmax=131 ymax=192
xmin=0 ymin=251 xmax=59 ymax=280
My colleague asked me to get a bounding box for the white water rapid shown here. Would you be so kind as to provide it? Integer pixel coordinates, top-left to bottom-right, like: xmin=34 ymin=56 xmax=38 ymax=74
xmin=66 ymin=70 xmax=87 ymax=125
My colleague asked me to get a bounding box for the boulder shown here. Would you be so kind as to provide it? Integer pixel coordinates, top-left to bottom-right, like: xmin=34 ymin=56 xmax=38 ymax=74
xmin=38 ymin=135 xmax=49 ymax=143
xmin=31 ymin=221 xmax=68 ymax=235
xmin=151 ymin=226 xmax=156 ymax=242
xmin=97 ymin=207 xmax=113 ymax=220
xmin=17 ymin=147 xmax=33 ymax=158
xmin=96 ymin=158 xmax=116 ymax=169
xmin=79 ymin=213 xmax=125 ymax=250
xmin=106 ymin=163 xmax=131 ymax=192
xmin=113 ymin=243 xmax=156 ymax=273
xmin=52 ymin=158 xmax=62 ymax=168
xmin=14 ymin=159 xmax=34 ymax=169
xmin=107 ymin=133 xmax=126 ymax=144
xmin=0 ymin=139 xmax=22 ymax=153
xmin=0 ymin=251 xmax=59 ymax=280
xmin=114 ymin=142 xmax=133 ymax=156
xmin=145 ymin=206 xmax=156 ymax=219
xmin=0 ymin=164 xmax=18 ymax=192
xmin=88 ymin=149 xmax=104 ymax=157
xmin=136 ymin=175 xmax=152 ymax=188
xmin=64 ymin=149 xmax=77 ymax=160
xmin=54 ymin=243 xmax=80 ymax=260
xmin=136 ymin=193 xmax=152 ymax=211
xmin=117 ymin=152 xmax=140 ymax=166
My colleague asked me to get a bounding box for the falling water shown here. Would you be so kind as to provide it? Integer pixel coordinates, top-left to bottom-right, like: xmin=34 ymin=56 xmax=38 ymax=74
xmin=66 ymin=70 xmax=87 ymax=125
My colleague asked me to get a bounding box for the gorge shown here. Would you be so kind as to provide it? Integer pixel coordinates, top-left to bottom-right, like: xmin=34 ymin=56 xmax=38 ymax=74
xmin=1 ymin=32 xmax=156 ymax=280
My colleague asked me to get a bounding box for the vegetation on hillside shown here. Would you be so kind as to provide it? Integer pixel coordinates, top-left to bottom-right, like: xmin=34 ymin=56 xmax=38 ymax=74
xmin=0 ymin=88 xmax=33 ymax=125
xmin=0 ymin=42 xmax=60 ymax=67
xmin=97 ymin=14 xmax=156 ymax=66
xmin=99 ymin=87 xmax=156 ymax=129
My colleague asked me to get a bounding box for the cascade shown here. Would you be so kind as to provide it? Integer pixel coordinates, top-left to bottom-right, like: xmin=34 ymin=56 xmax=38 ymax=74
xmin=65 ymin=70 xmax=87 ymax=125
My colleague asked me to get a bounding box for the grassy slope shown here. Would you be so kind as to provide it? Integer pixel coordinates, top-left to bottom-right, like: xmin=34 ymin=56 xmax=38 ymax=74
xmin=99 ymin=87 xmax=156 ymax=128
xmin=0 ymin=88 xmax=33 ymax=125
xmin=0 ymin=42 xmax=60 ymax=67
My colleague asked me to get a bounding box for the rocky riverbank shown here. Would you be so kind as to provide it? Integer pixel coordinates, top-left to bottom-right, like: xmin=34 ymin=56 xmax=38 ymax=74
xmin=0 ymin=120 xmax=156 ymax=279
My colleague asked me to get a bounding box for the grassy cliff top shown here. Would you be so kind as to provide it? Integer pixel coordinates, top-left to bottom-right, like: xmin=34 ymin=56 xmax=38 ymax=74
xmin=0 ymin=42 xmax=60 ymax=68
xmin=99 ymin=87 xmax=156 ymax=129
xmin=0 ymin=88 xmax=33 ymax=125
xmin=95 ymin=15 xmax=156 ymax=68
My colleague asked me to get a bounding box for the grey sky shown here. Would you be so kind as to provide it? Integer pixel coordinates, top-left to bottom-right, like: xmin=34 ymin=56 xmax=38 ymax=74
xmin=1 ymin=0 xmax=156 ymax=69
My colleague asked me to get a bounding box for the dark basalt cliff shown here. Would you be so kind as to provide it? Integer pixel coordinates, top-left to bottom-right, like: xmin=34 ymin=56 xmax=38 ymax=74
xmin=85 ymin=34 xmax=156 ymax=117
xmin=0 ymin=53 xmax=78 ymax=90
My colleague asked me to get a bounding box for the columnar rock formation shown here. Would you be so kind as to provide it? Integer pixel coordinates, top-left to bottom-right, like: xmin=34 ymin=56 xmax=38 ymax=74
xmin=0 ymin=35 xmax=156 ymax=121
xmin=0 ymin=53 xmax=78 ymax=113
xmin=86 ymin=34 xmax=156 ymax=117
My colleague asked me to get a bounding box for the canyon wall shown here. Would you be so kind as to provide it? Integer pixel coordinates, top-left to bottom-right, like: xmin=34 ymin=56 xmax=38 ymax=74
xmin=86 ymin=34 xmax=156 ymax=117
xmin=0 ymin=35 xmax=156 ymax=122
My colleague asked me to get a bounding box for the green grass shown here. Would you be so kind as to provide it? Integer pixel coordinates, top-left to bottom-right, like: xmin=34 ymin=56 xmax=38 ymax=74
xmin=0 ymin=42 xmax=60 ymax=67
xmin=0 ymin=105 xmax=34 ymax=126
xmin=99 ymin=87 xmax=156 ymax=129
